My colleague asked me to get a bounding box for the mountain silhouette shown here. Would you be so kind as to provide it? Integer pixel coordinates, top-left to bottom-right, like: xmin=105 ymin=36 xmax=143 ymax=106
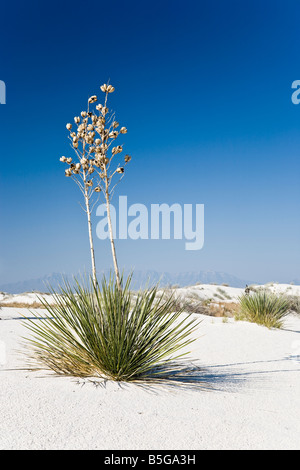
xmin=0 ymin=269 xmax=254 ymax=294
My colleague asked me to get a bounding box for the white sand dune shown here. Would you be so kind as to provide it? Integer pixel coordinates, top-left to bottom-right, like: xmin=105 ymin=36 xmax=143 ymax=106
xmin=0 ymin=286 xmax=300 ymax=450
xmin=0 ymin=291 xmax=56 ymax=306
xmin=1 ymin=282 xmax=300 ymax=307
xmin=173 ymin=282 xmax=300 ymax=303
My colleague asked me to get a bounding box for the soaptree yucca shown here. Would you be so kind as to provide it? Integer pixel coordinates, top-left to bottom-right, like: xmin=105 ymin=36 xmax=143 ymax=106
xmin=22 ymin=275 xmax=200 ymax=382
xmin=61 ymin=83 xmax=130 ymax=289
xmin=238 ymin=290 xmax=291 ymax=328
xmin=22 ymin=83 xmax=200 ymax=384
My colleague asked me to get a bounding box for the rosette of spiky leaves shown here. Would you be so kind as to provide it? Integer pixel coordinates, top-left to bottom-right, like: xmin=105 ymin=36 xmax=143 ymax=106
xmin=22 ymin=275 xmax=200 ymax=382
xmin=238 ymin=290 xmax=291 ymax=328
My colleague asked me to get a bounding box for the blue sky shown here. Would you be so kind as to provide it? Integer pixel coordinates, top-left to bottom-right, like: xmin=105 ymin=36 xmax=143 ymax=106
xmin=0 ymin=0 xmax=300 ymax=285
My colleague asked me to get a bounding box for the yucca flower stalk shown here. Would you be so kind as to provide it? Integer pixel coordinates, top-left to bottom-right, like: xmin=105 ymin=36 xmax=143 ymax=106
xmin=61 ymin=83 xmax=131 ymax=289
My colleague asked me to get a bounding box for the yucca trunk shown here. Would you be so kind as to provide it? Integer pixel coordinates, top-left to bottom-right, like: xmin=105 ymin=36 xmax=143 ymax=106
xmin=84 ymin=182 xmax=97 ymax=286
xmin=105 ymin=188 xmax=121 ymax=291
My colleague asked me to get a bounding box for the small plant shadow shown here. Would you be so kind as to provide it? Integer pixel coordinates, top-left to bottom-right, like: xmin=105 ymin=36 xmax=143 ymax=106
xmin=76 ymin=361 xmax=249 ymax=393
xmin=76 ymin=355 xmax=300 ymax=394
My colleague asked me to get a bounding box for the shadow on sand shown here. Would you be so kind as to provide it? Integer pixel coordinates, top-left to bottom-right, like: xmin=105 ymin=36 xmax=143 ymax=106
xmin=75 ymin=356 xmax=300 ymax=394
xmin=70 ymin=360 xmax=277 ymax=393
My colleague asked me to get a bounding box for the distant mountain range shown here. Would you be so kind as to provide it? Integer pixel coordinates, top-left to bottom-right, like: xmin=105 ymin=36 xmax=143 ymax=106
xmin=0 ymin=270 xmax=255 ymax=294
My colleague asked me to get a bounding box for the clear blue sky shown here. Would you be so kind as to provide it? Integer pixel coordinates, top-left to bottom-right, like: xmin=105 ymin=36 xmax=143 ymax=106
xmin=0 ymin=0 xmax=300 ymax=285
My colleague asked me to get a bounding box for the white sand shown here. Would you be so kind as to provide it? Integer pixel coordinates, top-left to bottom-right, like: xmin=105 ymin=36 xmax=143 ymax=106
xmin=173 ymin=282 xmax=300 ymax=303
xmin=0 ymin=291 xmax=56 ymax=306
xmin=1 ymin=282 xmax=300 ymax=307
xmin=0 ymin=291 xmax=300 ymax=450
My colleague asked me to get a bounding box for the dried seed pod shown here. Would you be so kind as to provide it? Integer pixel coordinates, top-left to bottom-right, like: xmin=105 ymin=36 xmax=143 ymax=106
xmin=94 ymin=186 xmax=101 ymax=192
xmin=107 ymin=85 xmax=115 ymax=93
xmin=112 ymin=145 xmax=123 ymax=155
xmin=109 ymin=131 xmax=118 ymax=139
xmin=86 ymin=180 xmax=93 ymax=187
xmin=98 ymin=117 xmax=105 ymax=125
xmin=95 ymin=138 xmax=101 ymax=145
xmin=101 ymin=107 xmax=108 ymax=116
xmin=96 ymin=104 xmax=103 ymax=111
xmin=100 ymin=84 xmax=108 ymax=92
xmin=65 ymin=169 xmax=72 ymax=177
xmin=116 ymin=167 xmax=124 ymax=174
xmin=66 ymin=123 xmax=72 ymax=130
xmin=88 ymin=95 xmax=97 ymax=103
xmin=113 ymin=121 xmax=119 ymax=129
xmin=120 ymin=127 xmax=127 ymax=134
xmin=66 ymin=157 xmax=72 ymax=164
xmin=73 ymin=142 xmax=79 ymax=148
xmin=81 ymin=111 xmax=87 ymax=117
xmin=60 ymin=156 xmax=67 ymax=162
xmin=74 ymin=116 xmax=80 ymax=124
xmin=124 ymin=155 xmax=131 ymax=163
xmin=87 ymin=124 xmax=94 ymax=131
xmin=75 ymin=163 xmax=81 ymax=170
xmin=88 ymin=167 xmax=94 ymax=174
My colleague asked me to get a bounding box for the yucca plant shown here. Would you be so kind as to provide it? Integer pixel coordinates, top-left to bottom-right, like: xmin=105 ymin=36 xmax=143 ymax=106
xmin=22 ymin=275 xmax=200 ymax=382
xmin=237 ymin=290 xmax=291 ymax=328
